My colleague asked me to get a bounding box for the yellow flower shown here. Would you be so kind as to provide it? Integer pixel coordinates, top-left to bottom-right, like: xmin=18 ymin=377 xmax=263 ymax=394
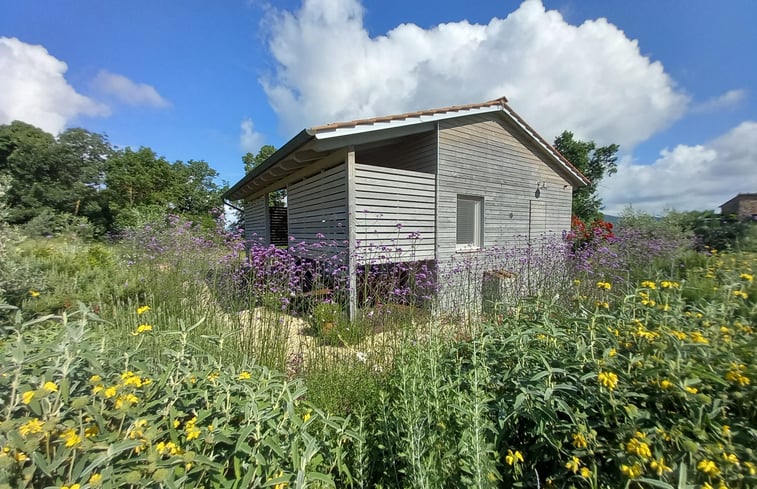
xmin=685 ymin=386 xmax=698 ymax=395
xmin=565 ymin=456 xmax=581 ymax=473
xmin=14 ymin=451 xmax=28 ymax=463
xmin=89 ymin=473 xmax=103 ymax=485
xmin=626 ymin=437 xmax=651 ymax=459
xmin=580 ymin=467 xmax=591 ymax=478
xmin=690 ymin=332 xmax=709 ymax=344
xmin=89 ymin=375 xmax=102 ymax=383
xmin=43 ymin=381 xmax=58 ymax=393
xmin=572 ymin=432 xmax=588 ymax=449
xmin=156 ymin=440 xmax=182 ymax=456
xmin=721 ymin=425 xmax=730 ymax=436
xmin=640 ymin=280 xmax=657 ymax=289
xmin=137 ymin=305 xmax=151 ymax=314
xmin=660 ymin=281 xmax=680 ymax=289
xmin=61 ymin=428 xmax=82 ymax=448
xmin=697 ymin=459 xmax=719 ymax=476
xmin=61 ymin=484 xmax=81 ymax=489
xmin=596 ymin=281 xmax=612 ymax=290
xmin=597 ymin=371 xmax=618 ymax=390
xmin=173 ymin=419 xmax=181 ymax=428
xmin=104 ymin=385 xmax=118 ymax=398
xmin=85 ymin=425 xmax=99 ymax=438
xmin=19 ymin=418 xmax=44 ymax=437
xmin=238 ymin=371 xmax=252 ymax=380
xmin=659 ymin=379 xmax=673 ymax=389
xmin=22 ymin=390 xmax=35 ymax=404
xmin=740 ymin=273 xmax=754 ymax=282
xmin=29 ymin=290 xmax=40 ymax=297
xmin=722 ymin=452 xmax=739 ymax=465
xmin=732 ymin=290 xmax=748 ymax=299
xmin=303 ymin=409 xmax=312 ymax=423
xmin=744 ymin=461 xmax=756 ymax=476
xmin=505 ymin=449 xmax=524 ymax=465
xmin=595 ymin=301 xmax=609 ymax=309
xmin=115 ymin=393 xmax=139 ymax=409
xmin=185 ymin=417 xmax=200 ymax=441
xmin=620 ymin=462 xmax=643 ymax=479
xmin=132 ymin=324 xmax=153 ymax=335
xmin=608 ymin=348 xmax=617 ymax=357
xmin=650 ymin=457 xmax=672 ymax=476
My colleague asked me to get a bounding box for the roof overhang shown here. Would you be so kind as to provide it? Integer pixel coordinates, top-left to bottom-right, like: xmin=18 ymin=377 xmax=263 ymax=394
xmin=223 ymin=97 xmax=590 ymax=201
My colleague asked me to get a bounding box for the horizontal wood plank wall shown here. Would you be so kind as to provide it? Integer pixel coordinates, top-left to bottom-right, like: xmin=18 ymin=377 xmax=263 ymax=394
xmin=244 ymin=196 xmax=269 ymax=245
xmin=437 ymin=113 xmax=573 ymax=263
xmin=287 ymin=163 xmax=348 ymax=257
xmin=356 ymin=130 xmax=437 ymax=174
xmin=354 ymin=163 xmax=436 ymax=264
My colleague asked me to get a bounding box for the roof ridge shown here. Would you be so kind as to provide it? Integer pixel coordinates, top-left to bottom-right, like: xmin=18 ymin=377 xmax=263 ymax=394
xmin=309 ymin=96 xmax=509 ymax=133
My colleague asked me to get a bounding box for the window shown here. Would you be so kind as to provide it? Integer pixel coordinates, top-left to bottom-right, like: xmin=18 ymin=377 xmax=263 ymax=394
xmin=456 ymin=195 xmax=483 ymax=250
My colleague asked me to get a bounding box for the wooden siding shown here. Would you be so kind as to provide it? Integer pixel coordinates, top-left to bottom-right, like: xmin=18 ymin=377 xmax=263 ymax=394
xmin=353 ymin=163 xmax=436 ymax=263
xmin=437 ymin=113 xmax=573 ymax=263
xmin=244 ymin=196 xmax=269 ymax=245
xmin=355 ymin=130 xmax=437 ymax=174
xmin=287 ymin=163 xmax=348 ymax=255
xmin=436 ymin=113 xmax=573 ymax=311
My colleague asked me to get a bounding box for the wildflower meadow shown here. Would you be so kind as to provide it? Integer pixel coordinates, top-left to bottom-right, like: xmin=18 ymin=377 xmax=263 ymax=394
xmin=1 ymin=212 xmax=755 ymax=489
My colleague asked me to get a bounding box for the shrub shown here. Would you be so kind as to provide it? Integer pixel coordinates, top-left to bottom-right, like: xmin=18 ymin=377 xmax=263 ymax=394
xmin=0 ymin=305 xmax=360 ymax=488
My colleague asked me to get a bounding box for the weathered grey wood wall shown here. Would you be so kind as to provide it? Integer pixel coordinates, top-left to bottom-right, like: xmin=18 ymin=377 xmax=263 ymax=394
xmin=356 ymin=131 xmax=437 ymax=174
xmin=353 ymin=163 xmax=436 ymax=263
xmin=244 ymin=196 xmax=269 ymax=245
xmin=437 ymin=113 xmax=573 ymax=262
xmin=287 ymin=162 xmax=348 ymax=254
xmin=435 ymin=113 xmax=574 ymax=312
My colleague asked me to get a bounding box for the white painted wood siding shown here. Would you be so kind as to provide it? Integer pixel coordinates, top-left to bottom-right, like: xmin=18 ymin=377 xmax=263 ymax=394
xmin=244 ymin=196 xmax=269 ymax=245
xmin=437 ymin=114 xmax=573 ymax=263
xmin=353 ymin=163 xmax=436 ymax=263
xmin=287 ymin=163 xmax=348 ymax=254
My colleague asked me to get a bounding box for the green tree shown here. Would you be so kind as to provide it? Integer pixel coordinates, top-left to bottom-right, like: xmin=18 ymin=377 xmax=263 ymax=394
xmin=105 ymin=147 xmax=173 ymax=210
xmin=242 ymin=144 xmax=276 ymax=173
xmin=242 ymin=145 xmax=284 ymax=207
xmin=166 ymin=159 xmax=222 ymax=216
xmin=0 ymin=122 xmax=113 ymax=228
xmin=553 ymin=131 xmax=619 ymax=222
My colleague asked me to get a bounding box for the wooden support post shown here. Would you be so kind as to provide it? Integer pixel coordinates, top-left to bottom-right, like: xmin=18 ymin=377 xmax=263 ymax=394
xmin=346 ymin=147 xmax=357 ymax=321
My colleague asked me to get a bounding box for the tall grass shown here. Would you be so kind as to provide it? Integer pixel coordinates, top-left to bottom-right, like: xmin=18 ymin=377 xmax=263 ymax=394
xmin=2 ymin=213 xmax=755 ymax=487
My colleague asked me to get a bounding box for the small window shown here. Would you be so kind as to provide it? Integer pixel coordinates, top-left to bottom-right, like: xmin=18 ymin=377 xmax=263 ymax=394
xmin=457 ymin=195 xmax=484 ymax=250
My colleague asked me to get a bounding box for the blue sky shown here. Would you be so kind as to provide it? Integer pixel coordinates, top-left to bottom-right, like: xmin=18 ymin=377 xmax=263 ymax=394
xmin=2 ymin=0 xmax=756 ymax=215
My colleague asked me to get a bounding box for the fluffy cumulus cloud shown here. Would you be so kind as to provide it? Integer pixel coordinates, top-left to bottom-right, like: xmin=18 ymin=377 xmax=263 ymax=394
xmin=0 ymin=37 xmax=109 ymax=134
xmin=240 ymin=117 xmax=265 ymax=152
xmin=261 ymin=0 xmax=688 ymax=148
xmin=600 ymin=121 xmax=757 ymax=215
xmin=92 ymin=70 xmax=170 ymax=108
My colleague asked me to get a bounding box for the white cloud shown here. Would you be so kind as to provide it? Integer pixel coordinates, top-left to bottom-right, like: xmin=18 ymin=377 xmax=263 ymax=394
xmin=261 ymin=0 xmax=688 ymax=149
xmin=691 ymin=89 xmax=747 ymax=114
xmin=600 ymin=121 xmax=757 ymax=215
xmin=93 ymin=70 xmax=170 ymax=108
xmin=0 ymin=37 xmax=109 ymax=134
xmin=240 ymin=117 xmax=265 ymax=152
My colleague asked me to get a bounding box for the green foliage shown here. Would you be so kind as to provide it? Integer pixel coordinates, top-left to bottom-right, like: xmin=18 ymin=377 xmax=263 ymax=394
xmin=0 ymin=122 xmax=114 ymax=229
xmin=677 ymin=210 xmax=752 ymax=252
xmin=242 ymin=145 xmax=284 ymax=207
xmin=553 ymin=131 xmax=619 ymax=222
xmin=243 ymin=145 xmax=276 ymax=174
xmin=0 ymin=306 xmax=360 ymax=488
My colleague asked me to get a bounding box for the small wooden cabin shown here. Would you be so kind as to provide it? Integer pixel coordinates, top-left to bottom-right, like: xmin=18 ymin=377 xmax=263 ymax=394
xmin=224 ymin=97 xmax=589 ymax=313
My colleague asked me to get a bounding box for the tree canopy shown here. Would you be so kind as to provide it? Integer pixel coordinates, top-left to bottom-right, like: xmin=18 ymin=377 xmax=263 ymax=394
xmin=242 ymin=145 xmax=283 ymax=207
xmin=0 ymin=121 xmax=224 ymax=235
xmin=553 ymin=131 xmax=619 ymax=222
